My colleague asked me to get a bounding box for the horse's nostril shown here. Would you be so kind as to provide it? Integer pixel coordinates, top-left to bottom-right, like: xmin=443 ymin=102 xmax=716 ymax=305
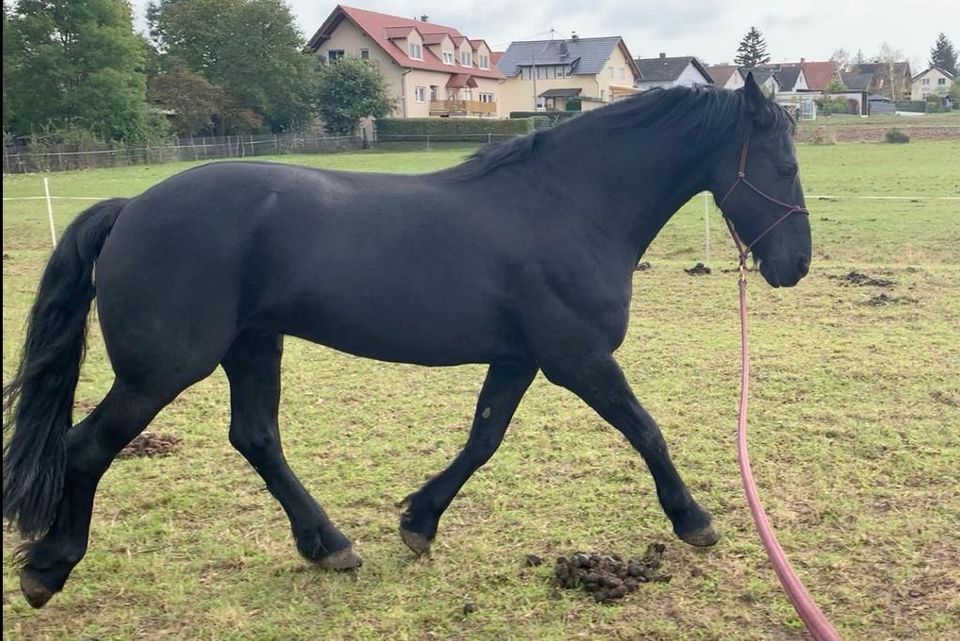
xmin=798 ymin=256 xmax=810 ymax=277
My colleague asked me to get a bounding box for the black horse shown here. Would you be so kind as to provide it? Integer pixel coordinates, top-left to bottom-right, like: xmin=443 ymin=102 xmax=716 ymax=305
xmin=3 ymin=74 xmax=810 ymax=608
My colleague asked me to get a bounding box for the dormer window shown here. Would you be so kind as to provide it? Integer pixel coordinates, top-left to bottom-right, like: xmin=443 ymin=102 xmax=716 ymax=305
xmin=409 ymin=43 xmax=422 ymax=60
xmin=443 ymin=51 xmax=454 ymax=64
xmin=461 ymin=51 xmax=472 ymax=66
xmin=479 ymin=54 xmax=489 ymax=69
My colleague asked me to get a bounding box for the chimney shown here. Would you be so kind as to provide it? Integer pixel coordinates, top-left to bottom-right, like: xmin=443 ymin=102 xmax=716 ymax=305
xmin=571 ymin=31 xmax=579 ymax=41
xmin=800 ymin=57 xmax=805 ymax=64
xmin=420 ymin=15 xmax=429 ymax=22
xmin=559 ymin=39 xmax=568 ymax=56
xmin=659 ymin=52 xmax=666 ymax=59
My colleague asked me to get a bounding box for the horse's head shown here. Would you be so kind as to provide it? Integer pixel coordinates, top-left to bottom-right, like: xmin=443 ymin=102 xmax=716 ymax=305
xmin=711 ymin=73 xmax=811 ymax=288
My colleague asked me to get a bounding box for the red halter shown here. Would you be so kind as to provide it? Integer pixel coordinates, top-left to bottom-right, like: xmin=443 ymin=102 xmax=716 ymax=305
xmin=719 ymin=137 xmax=809 ymax=266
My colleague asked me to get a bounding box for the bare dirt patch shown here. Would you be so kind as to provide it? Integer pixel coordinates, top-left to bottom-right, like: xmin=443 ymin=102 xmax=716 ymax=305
xmin=551 ymin=543 xmax=670 ymax=604
xmin=863 ymin=293 xmax=917 ymax=306
xmin=635 ymin=261 xmax=652 ymax=272
xmin=830 ymin=270 xmax=895 ymax=288
xmin=117 ymin=432 xmax=182 ymax=459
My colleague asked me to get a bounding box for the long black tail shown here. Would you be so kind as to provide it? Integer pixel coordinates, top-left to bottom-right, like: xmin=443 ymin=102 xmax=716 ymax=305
xmin=3 ymin=198 xmax=128 ymax=538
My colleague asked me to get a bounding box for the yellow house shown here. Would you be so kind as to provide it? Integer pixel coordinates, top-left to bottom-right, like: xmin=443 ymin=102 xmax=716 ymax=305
xmin=496 ymin=35 xmax=641 ymax=113
xmin=306 ymin=5 xmax=505 ymax=118
xmin=911 ymin=66 xmax=956 ymax=101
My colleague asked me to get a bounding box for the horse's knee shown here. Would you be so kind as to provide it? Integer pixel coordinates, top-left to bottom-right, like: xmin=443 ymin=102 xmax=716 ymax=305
xmin=228 ymin=425 xmax=279 ymax=461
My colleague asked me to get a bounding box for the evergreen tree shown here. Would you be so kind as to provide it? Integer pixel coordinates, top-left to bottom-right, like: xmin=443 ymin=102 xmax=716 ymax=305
xmin=5 ymin=0 xmax=164 ymax=141
xmin=929 ymin=33 xmax=957 ymax=75
xmin=734 ymin=27 xmax=771 ymax=68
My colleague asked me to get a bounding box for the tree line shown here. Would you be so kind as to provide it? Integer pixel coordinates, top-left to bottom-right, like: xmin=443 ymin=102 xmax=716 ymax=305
xmin=3 ymin=0 xmax=394 ymax=145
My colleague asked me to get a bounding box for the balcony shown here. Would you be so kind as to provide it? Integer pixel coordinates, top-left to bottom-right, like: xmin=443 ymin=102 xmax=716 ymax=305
xmin=429 ymin=99 xmax=498 ymax=117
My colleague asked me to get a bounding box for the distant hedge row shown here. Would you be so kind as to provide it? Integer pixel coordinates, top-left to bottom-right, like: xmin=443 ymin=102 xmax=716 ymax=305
xmin=377 ymin=118 xmax=535 ymax=141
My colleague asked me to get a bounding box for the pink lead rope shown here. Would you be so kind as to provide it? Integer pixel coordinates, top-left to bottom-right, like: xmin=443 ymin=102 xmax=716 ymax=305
xmin=721 ymin=137 xmax=841 ymax=640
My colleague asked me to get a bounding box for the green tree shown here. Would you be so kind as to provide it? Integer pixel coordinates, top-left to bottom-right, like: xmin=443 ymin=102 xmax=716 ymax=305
xmin=148 ymin=66 xmax=262 ymax=136
xmin=149 ymin=0 xmax=316 ymax=132
xmin=929 ymin=33 xmax=957 ymax=75
xmin=314 ymin=58 xmax=395 ymax=134
xmin=5 ymin=0 xmax=165 ymax=141
xmin=949 ymin=79 xmax=960 ymax=108
xmin=826 ymin=78 xmax=846 ymax=93
xmin=734 ymin=27 xmax=771 ymax=68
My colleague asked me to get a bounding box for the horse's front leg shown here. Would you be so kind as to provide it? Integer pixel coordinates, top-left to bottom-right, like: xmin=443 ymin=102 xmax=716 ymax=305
xmin=541 ymin=351 xmax=719 ymax=547
xmin=399 ymin=361 xmax=537 ymax=556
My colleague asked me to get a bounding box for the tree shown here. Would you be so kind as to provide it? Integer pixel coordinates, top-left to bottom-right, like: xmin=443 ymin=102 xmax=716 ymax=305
xmin=876 ymin=43 xmax=911 ymax=99
xmin=314 ymin=58 xmax=395 ymax=134
xmin=5 ymin=0 xmax=165 ymax=141
xmin=149 ymin=0 xmax=317 ymax=133
xmin=929 ymin=33 xmax=957 ymax=75
xmin=854 ymin=49 xmax=866 ymax=65
xmin=734 ymin=27 xmax=771 ymax=68
xmin=148 ymin=66 xmax=262 ymax=136
xmin=830 ymin=49 xmax=850 ymax=71
xmin=826 ymin=78 xmax=846 ymax=93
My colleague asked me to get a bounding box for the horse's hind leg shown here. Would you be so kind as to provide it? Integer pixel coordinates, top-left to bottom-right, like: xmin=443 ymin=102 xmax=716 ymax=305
xmin=221 ymin=332 xmax=360 ymax=570
xmin=18 ymin=381 xmax=172 ymax=608
xmin=399 ymin=361 xmax=537 ymax=556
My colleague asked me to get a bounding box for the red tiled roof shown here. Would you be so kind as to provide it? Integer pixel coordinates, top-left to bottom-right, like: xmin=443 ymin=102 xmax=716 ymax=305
xmin=307 ymin=5 xmax=504 ymax=80
xmin=491 ymin=51 xmax=504 ymax=66
xmin=421 ymin=32 xmax=451 ymax=46
xmin=759 ymin=60 xmax=838 ymax=91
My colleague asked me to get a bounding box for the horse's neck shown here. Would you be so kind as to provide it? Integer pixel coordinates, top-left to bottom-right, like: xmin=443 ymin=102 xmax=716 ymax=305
xmin=537 ymin=126 xmax=712 ymax=262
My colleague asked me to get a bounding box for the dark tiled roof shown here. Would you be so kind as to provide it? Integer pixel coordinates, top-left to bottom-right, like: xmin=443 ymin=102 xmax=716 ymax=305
xmin=497 ymin=37 xmax=637 ymax=78
xmin=634 ymin=56 xmax=710 ymax=83
xmin=743 ymin=67 xmax=778 ymax=87
xmin=841 ymin=72 xmax=873 ymax=91
xmin=774 ymin=66 xmax=802 ymax=91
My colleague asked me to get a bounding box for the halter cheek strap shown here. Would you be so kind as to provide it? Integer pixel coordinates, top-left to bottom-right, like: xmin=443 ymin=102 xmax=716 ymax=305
xmin=718 ymin=137 xmax=809 ymax=268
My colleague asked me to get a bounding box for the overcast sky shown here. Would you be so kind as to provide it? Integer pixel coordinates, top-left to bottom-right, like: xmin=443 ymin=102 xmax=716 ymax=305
xmin=132 ymin=0 xmax=957 ymax=70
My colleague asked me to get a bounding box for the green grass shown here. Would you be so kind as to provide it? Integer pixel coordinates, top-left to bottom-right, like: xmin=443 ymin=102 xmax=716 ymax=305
xmin=4 ymin=141 xmax=960 ymax=640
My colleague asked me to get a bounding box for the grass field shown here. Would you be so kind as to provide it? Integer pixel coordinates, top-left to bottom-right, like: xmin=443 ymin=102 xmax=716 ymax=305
xmin=3 ymin=141 xmax=959 ymax=640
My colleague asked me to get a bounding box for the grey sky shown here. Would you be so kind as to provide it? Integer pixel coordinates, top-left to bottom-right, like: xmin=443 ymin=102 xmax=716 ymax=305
xmin=132 ymin=0 xmax=958 ymax=71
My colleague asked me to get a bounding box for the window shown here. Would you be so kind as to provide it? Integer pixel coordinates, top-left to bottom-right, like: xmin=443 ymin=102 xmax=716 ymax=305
xmin=461 ymin=88 xmax=473 ymax=100
xmin=521 ymin=67 xmax=532 ymax=80
xmin=479 ymin=54 xmax=489 ymax=69
xmin=478 ymin=92 xmax=495 ymax=103
xmin=409 ymin=43 xmax=422 ymax=59
xmin=360 ymin=49 xmax=369 ymax=60
xmin=443 ymin=51 xmax=454 ymax=64
xmin=430 ymin=85 xmax=439 ymax=101
xmin=923 ymin=78 xmax=930 ymax=85
xmin=938 ymin=77 xmax=947 ymax=85
xmin=414 ymin=86 xmax=426 ymax=102
xmin=328 ymin=50 xmax=344 ymax=63
xmin=461 ymin=51 xmax=472 ymax=66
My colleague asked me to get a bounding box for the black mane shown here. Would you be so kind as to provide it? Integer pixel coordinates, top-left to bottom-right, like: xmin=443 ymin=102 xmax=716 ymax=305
xmin=451 ymin=84 xmax=795 ymax=180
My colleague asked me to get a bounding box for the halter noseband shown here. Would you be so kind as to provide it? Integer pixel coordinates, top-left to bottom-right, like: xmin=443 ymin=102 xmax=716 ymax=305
xmin=718 ymin=137 xmax=809 ymax=266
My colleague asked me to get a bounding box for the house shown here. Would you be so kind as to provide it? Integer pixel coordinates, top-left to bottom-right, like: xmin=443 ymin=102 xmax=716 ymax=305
xmin=306 ymin=6 xmax=505 ymax=118
xmin=496 ymin=35 xmax=641 ymax=113
xmin=634 ymin=54 xmax=712 ymax=91
xmin=911 ymin=66 xmax=956 ymax=100
xmin=741 ymin=68 xmax=781 ymax=97
xmin=760 ymin=59 xmax=839 ymax=93
xmin=705 ymin=65 xmax=745 ymax=90
xmin=847 ymin=61 xmax=913 ymax=99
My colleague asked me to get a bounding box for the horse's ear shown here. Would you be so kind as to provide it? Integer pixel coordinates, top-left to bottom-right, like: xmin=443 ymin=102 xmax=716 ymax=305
xmin=744 ymin=71 xmax=765 ymax=115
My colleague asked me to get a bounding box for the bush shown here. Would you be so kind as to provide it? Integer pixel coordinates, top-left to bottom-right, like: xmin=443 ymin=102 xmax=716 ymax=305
xmin=884 ymin=128 xmax=910 ymax=143
xmin=376 ymin=117 xmax=535 ymax=141
xmin=508 ymin=111 xmax=579 ymax=125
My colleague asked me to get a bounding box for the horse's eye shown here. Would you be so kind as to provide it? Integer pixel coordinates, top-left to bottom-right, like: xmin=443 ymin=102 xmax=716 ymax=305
xmin=778 ymin=164 xmax=798 ymax=177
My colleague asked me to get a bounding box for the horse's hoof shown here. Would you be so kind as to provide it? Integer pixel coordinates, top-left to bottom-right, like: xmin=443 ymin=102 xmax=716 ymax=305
xmin=399 ymin=527 xmax=433 ymax=557
xmin=318 ymin=546 xmax=362 ymax=571
xmin=20 ymin=570 xmax=55 ymax=609
xmin=677 ymin=524 xmax=720 ymax=547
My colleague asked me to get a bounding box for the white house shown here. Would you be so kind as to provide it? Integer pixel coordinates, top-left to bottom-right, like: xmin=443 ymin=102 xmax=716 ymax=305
xmin=911 ymin=66 xmax=955 ymax=100
xmin=634 ymin=54 xmax=712 ymax=91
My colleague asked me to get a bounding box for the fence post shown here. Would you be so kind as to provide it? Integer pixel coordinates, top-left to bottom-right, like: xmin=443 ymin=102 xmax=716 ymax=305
xmin=426 ymin=134 xmax=431 ymax=151
xmin=43 ymin=176 xmax=57 ymax=248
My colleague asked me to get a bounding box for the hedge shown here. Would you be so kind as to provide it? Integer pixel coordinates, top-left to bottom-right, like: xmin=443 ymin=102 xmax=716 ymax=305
xmin=508 ymin=111 xmax=580 ymax=124
xmin=376 ymin=118 xmax=535 ymax=141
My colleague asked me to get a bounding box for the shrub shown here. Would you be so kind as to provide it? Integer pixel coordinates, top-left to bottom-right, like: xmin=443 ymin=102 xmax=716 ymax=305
xmin=508 ymin=111 xmax=579 ymax=125
xmin=376 ymin=117 xmax=535 ymax=142
xmin=884 ymin=128 xmax=910 ymax=143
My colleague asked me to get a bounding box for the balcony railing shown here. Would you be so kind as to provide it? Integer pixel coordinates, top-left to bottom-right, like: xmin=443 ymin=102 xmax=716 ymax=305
xmin=429 ymin=100 xmax=498 ymax=116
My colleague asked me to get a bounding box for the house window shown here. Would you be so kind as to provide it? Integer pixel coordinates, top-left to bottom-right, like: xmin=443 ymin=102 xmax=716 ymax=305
xmin=328 ymin=50 xmax=344 ymax=63
xmin=478 ymin=92 xmax=495 ymax=103
xmin=430 ymin=85 xmax=439 ymax=101
xmin=409 ymin=43 xmax=422 ymax=60
xmin=479 ymin=54 xmax=489 ymax=69
xmin=461 ymin=51 xmax=472 ymax=66
xmin=938 ymin=78 xmax=946 ymax=85
xmin=414 ymin=86 xmax=426 ymax=102
xmin=360 ymin=49 xmax=369 ymax=60
xmin=923 ymin=78 xmax=930 ymax=85
xmin=443 ymin=51 xmax=454 ymax=64
xmin=461 ymin=88 xmax=473 ymax=100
